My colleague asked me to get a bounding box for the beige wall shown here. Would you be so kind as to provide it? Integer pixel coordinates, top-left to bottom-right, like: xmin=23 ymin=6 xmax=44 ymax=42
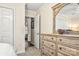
xmin=25 ymin=10 xmax=36 ymax=17
xmin=0 ymin=3 xmax=25 ymax=54
xmin=25 ymin=3 xmax=56 ymax=34
xmin=37 ymin=3 xmax=56 ymax=34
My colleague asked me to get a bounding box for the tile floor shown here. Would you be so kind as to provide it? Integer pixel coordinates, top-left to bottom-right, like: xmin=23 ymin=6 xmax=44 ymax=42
xmin=18 ymin=46 xmax=41 ymax=56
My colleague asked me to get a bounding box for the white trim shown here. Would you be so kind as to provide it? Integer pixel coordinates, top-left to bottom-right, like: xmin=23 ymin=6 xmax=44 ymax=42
xmin=13 ymin=7 xmax=16 ymax=51
xmin=16 ymin=50 xmax=25 ymax=54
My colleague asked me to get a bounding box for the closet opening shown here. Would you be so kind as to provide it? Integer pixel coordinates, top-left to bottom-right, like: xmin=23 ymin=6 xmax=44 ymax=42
xmin=25 ymin=14 xmax=40 ymax=49
xmin=25 ymin=17 xmax=35 ymax=48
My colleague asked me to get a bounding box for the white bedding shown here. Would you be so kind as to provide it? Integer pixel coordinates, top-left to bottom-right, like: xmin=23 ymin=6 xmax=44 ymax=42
xmin=0 ymin=43 xmax=16 ymax=56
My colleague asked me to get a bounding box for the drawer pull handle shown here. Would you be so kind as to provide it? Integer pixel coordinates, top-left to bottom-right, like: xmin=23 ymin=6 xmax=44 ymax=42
xmin=51 ymin=52 xmax=54 ymax=54
xmin=51 ymin=45 xmax=54 ymax=46
xmin=51 ymin=38 xmax=53 ymax=40
xmin=42 ymin=41 xmax=44 ymax=43
xmin=59 ymin=39 xmax=62 ymax=41
xmin=59 ymin=47 xmax=62 ymax=50
xmin=42 ymin=47 xmax=44 ymax=49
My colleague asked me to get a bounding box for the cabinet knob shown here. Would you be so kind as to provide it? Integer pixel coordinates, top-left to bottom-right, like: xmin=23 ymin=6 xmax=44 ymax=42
xmin=51 ymin=45 xmax=54 ymax=47
xmin=51 ymin=38 xmax=53 ymax=40
xmin=42 ymin=47 xmax=44 ymax=49
xmin=59 ymin=47 xmax=62 ymax=50
xmin=59 ymin=39 xmax=62 ymax=41
xmin=51 ymin=52 xmax=54 ymax=54
xmin=42 ymin=41 xmax=44 ymax=43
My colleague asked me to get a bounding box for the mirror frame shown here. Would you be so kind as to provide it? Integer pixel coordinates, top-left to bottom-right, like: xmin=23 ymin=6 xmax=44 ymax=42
xmin=52 ymin=3 xmax=69 ymax=34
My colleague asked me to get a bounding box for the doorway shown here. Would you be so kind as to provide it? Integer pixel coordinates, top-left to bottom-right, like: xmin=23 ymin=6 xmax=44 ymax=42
xmin=25 ymin=16 xmax=40 ymax=49
xmin=31 ymin=18 xmax=34 ymax=45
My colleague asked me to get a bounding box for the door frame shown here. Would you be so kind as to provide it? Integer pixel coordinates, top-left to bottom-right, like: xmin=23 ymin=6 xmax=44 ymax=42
xmin=35 ymin=14 xmax=41 ymax=49
xmin=39 ymin=15 xmax=41 ymax=49
xmin=25 ymin=15 xmax=41 ymax=49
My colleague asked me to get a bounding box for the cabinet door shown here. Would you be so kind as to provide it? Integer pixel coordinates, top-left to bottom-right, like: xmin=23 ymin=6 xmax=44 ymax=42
xmin=0 ymin=7 xmax=14 ymax=45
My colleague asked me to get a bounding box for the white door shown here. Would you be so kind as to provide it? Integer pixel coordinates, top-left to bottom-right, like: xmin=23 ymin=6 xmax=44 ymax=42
xmin=34 ymin=15 xmax=40 ymax=49
xmin=0 ymin=7 xmax=14 ymax=45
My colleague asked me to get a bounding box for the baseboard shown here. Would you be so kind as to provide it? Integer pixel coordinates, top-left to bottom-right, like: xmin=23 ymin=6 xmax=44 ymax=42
xmin=16 ymin=50 xmax=25 ymax=54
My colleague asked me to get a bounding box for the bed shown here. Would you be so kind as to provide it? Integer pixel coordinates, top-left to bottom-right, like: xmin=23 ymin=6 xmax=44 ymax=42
xmin=0 ymin=43 xmax=16 ymax=56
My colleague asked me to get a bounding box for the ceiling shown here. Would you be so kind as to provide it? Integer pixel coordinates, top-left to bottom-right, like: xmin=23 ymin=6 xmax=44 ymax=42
xmin=26 ymin=3 xmax=44 ymax=11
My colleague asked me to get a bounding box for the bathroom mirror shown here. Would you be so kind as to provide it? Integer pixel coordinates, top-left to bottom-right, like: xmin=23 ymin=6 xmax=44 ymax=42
xmin=52 ymin=3 xmax=79 ymax=35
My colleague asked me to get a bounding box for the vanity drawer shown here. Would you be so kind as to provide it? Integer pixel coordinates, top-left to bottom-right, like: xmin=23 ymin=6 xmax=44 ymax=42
xmin=42 ymin=40 xmax=55 ymax=50
xmin=58 ymin=45 xmax=77 ymax=56
xmin=57 ymin=37 xmax=79 ymax=45
xmin=58 ymin=53 xmax=66 ymax=56
xmin=42 ymin=46 xmax=55 ymax=56
xmin=43 ymin=36 xmax=56 ymax=42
